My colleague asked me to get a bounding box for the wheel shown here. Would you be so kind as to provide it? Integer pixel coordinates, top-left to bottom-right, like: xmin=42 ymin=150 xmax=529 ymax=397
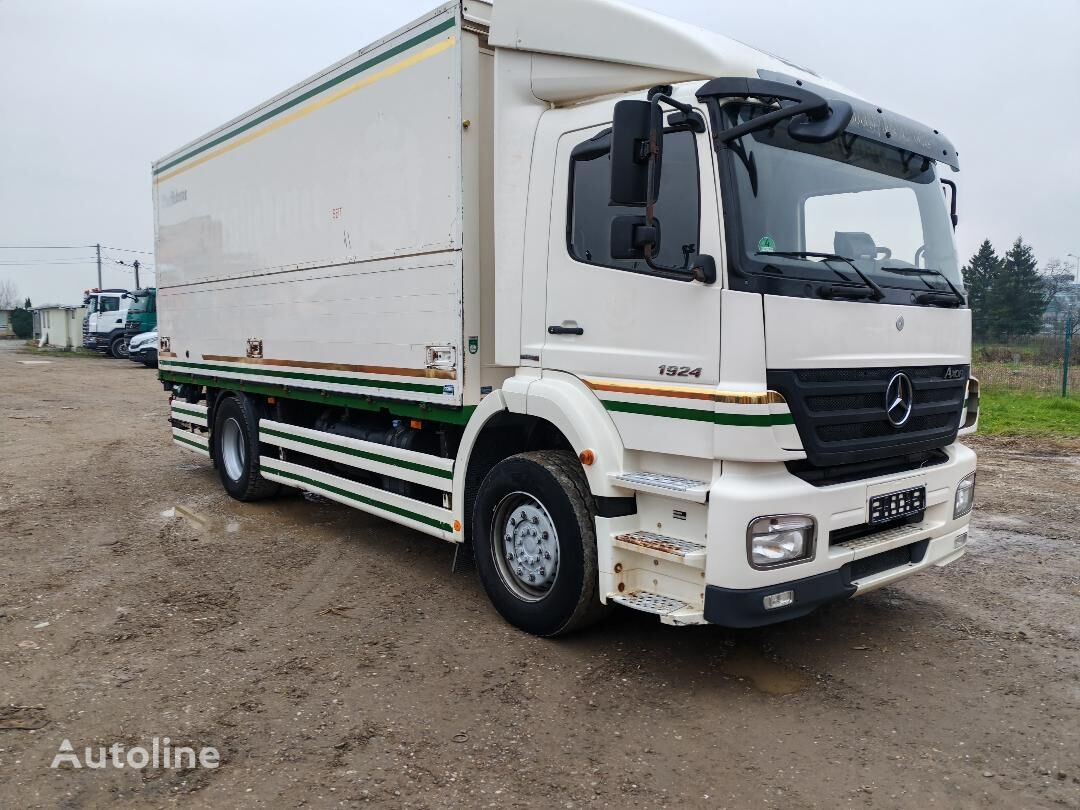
xmin=211 ymin=394 xmax=282 ymax=501
xmin=109 ymin=335 xmax=128 ymax=359
xmin=472 ymin=450 xmax=608 ymax=636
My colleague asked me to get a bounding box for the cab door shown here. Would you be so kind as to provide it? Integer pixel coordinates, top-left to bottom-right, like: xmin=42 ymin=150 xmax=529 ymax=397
xmin=542 ymin=113 xmax=724 ymax=457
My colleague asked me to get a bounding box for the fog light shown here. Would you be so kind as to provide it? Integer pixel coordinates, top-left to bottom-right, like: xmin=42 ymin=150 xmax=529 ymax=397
xmin=747 ymin=515 xmax=815 ymax=569
xmin=763 ymin=590 xmax=795 ymax=610
xmin=954 ymin=531 xmax=968 ymax=550
xmin=954 ymin=473 xmax=976 ymax=519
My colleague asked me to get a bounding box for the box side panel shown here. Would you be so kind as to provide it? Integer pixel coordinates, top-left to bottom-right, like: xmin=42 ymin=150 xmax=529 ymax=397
xmin=155 ymin=7 xmax=467 ymax=408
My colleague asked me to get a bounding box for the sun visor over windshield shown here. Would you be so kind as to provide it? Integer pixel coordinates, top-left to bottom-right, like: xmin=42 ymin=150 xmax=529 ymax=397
xmin=757 ymin=70 xmax=959 ymax=171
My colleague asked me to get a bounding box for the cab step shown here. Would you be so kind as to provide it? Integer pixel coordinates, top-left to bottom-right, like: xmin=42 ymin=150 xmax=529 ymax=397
xmin=609 ymin=591 xmax=707 ymax=626
xmin=609 ymin=472 xmax=709 ymax=503
xmin=613 ymin=530 xmax=706 ymax=568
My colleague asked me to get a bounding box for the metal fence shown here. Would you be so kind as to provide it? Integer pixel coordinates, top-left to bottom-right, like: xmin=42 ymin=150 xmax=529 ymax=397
xmin=972 ymin=330 xmax=1078 ymax=395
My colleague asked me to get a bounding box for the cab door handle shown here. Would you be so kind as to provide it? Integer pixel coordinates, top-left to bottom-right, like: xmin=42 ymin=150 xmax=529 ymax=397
xmin=548 ymin=325 xmax=584 ymax=336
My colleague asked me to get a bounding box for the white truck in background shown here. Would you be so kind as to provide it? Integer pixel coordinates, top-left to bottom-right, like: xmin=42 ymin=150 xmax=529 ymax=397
xmin=155 ymin=0 xmax=979 ymax=636
xmin=82 ymin=287 xmax=131 ymax=358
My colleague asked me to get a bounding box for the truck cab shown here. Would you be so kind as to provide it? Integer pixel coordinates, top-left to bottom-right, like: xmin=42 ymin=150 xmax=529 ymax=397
xmin=124 ymin=288 xmax=157 ymax=340
xmin=82 ymin=288 xmax=131 ymax=358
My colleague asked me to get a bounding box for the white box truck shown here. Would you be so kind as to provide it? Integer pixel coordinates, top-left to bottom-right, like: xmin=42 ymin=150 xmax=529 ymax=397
xmin=155 ymin=0 xmax=979 ymax=635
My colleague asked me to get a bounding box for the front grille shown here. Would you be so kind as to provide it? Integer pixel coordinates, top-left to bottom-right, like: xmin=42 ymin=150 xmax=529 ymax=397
xmin=768 ymin=365 xmax=968 ymax=467
xmin=846 ymin=540 xmax=929 ymax=582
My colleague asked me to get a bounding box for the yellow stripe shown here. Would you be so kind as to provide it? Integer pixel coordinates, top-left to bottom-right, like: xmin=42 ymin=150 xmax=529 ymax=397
xmin=583 ymin=378 xmax=787 ymax=406
xmin=154 ymin=35 xmax=456 ymax=184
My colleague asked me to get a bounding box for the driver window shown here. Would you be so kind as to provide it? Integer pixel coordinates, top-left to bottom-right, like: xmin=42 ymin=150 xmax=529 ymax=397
xmin=804 ymin=187 xmax=923 ymax=266
xmin=568 ymin=129 xmax=700 ymax=275
xmin=100 ymin=297 xmax=120 ymax=313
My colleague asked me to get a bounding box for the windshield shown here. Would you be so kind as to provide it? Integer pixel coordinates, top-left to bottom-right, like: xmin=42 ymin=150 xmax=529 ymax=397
xmin=84 ymin=295 xmax=99 ymax=313
xmin=128 ymin=292 xmax=153 ymax=313
xmin=721 ymin=103 xmax=961 ymax=301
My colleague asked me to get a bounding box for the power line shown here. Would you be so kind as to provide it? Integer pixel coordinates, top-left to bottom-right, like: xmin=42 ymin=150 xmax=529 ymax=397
xmin=100 ymin=245 xmax=153 ymax=255
xmin=0 ymin=245 xmax=153 ymax=255
xmin=0 ymin=244 xmax=93 ymax=250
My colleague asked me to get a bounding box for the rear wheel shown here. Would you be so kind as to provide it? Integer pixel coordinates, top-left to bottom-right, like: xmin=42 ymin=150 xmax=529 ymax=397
xmin=109 ymin=335 xmax=128 ymax=359
xmin=472 ymin=450 xmax=607 ymax=636
xmin=211 ymin=394 xmax=282 ymax=501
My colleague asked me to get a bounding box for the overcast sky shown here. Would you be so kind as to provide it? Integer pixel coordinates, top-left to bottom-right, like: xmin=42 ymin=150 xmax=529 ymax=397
xmin=1 ymin=0 xmax=1078 ymax=306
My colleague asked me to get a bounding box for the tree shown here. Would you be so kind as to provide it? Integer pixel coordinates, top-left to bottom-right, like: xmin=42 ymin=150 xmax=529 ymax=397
xmin=1042 ymin=258 xmax=1080 ymax=338
xmin=978 ymin=237 xmax=1051 ymax=340
xmin=0 ymin=279 xmax=17 ymax=311
xmin=961 ymin=239 xmax=1002 ymax=341
xmin=10 ymin=305 xmax=32 ymax=339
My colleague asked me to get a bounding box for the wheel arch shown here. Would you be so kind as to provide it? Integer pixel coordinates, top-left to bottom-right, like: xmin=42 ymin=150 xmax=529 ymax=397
xmin=452 ymin=374 xmax=629 ymax=543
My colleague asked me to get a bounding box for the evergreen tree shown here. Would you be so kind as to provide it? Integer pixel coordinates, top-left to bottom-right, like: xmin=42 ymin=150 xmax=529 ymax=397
xmin=961 ymin=239 xmax=1002 ymax=341
xmin=994 ymin=237 xmax=1050 ymax=339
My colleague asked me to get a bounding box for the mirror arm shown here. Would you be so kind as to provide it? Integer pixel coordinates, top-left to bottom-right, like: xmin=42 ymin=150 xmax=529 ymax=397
xmin=940 ymin=178 xmax=959 ymax=229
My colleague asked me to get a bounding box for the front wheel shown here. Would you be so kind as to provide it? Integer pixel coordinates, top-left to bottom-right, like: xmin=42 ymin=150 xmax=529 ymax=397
xmin=211 ymin=394 xmax=282 ymax=501
xmin=109 ymin=335 xmax=128 ymax=359
xmin=472 ymin=450 xmax=607 ymax=636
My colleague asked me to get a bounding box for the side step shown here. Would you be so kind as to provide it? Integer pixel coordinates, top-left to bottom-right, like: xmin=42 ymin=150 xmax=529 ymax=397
xmin=614 ymin=531 xmax=706 ymax=568
xmin=609 ymin=472 xmax=709 ymax=503
xmin=609 ymin=591 xmax=706 ymax=626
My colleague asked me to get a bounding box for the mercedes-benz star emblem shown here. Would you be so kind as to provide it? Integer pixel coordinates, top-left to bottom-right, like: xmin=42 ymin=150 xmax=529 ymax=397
xmin=896 ymin=316 xmax=905 ymax=332
xmin=885 ymin=372 xmax=914 ymax=428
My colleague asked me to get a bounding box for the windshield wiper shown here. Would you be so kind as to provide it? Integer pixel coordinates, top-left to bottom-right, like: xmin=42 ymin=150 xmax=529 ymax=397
xmin=757 ymin=250 xmax=885 ymax=301
xmin=878 ymin=266 xmax=966 ymax=306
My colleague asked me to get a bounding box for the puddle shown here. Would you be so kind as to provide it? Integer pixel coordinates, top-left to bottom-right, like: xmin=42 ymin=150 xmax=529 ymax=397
xmin=720 ymin=646 xmax=808 ymax=696
xmin=161 ymin=505 xmax=241 ymax=535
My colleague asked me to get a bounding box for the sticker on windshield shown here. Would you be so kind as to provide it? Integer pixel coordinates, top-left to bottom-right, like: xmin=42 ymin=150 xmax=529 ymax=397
xmin=757 ymin=235 xmax=776 ymax=253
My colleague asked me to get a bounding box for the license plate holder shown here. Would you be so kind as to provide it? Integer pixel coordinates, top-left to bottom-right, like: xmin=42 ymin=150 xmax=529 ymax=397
xmin=869 ymin=486 xmax=926 ymax=525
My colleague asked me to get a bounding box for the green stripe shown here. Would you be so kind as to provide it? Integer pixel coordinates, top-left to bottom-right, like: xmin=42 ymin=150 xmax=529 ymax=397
xmin=262 ymin=426 xmax=452 ymax=480
xmin=159 ymin=360 xmax=447 ymax=395
xmin=602 ymin=399 xmax=795 ymax=427
xmin=261 ymin=463 xmax=451 ymax=532
xmin=172 ymin=406 xmax=206 ymax=420
xmin=154 ymin=16 xmax=456 ymax=176
xmin=174 ymin=434 xmax=209 ymax=452
xmin=157 ymin=370 xmax=475 ymax=426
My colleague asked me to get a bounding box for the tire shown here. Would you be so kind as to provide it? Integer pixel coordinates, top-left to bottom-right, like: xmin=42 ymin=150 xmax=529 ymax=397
xmin=472 ymin=450 xmax=608 ymax=636
xmin=211 ymin=394 xmax=282 ymax=501
xmin=109 ymin=334 xmax=128 ymax=359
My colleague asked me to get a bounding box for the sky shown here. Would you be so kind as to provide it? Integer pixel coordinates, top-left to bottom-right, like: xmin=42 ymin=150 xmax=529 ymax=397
xmin=1 ymin=0 xmax=1078 ymax=306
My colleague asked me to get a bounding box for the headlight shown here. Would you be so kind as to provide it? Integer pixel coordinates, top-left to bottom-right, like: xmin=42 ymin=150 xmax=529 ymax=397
xmin=954 ymin=473 xmax=976 ymax=519
xmin=747 ymin=515 xmax=816 ymax=569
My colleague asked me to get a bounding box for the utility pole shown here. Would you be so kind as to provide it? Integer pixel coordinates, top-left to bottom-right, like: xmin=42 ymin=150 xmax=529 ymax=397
xmin=95 ymin=243 xmax=102 ymax=289
xmin=1064 ymin=313 xmax=1073 ymax=399
xmin=133 ymin=260 xmax=140 ymax=289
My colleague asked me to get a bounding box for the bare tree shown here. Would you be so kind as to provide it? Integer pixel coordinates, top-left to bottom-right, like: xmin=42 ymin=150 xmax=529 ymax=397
xmin=1042 ymin=258 xmax=1080 ymax=337
xmin=0 ymin=279 xmax=18 ymax=310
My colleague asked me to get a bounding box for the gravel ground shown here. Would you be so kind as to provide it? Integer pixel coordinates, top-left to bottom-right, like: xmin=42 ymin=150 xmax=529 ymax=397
xmin=0 ymin=340 xmax=1078 ymax=809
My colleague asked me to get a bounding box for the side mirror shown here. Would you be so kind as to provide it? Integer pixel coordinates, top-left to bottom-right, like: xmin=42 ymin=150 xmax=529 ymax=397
xmin=610 ymin=215 xmax=660 ymax=260
xmin=692 ymin=254 xmax=717 ymax=285
xmin=610 ymin=100 xmax=662 ymax=206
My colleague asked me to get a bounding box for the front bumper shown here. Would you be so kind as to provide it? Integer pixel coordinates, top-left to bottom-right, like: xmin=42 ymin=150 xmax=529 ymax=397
xmin=704 ymin=527 xmax=969 ymax=627
xmin=704 ymin=442 xmax=976 ymax=627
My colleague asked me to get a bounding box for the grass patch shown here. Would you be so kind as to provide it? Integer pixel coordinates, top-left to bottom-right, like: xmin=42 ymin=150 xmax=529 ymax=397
xmin=19 ymin=340 xmax=101 ymax=359
xmin=977 ymin=389 xmax=1080 ymax=437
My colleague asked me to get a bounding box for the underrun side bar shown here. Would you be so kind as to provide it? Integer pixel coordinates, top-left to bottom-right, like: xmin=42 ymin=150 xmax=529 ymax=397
xmin=258 ymin=456 xmax=457 ymax=542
